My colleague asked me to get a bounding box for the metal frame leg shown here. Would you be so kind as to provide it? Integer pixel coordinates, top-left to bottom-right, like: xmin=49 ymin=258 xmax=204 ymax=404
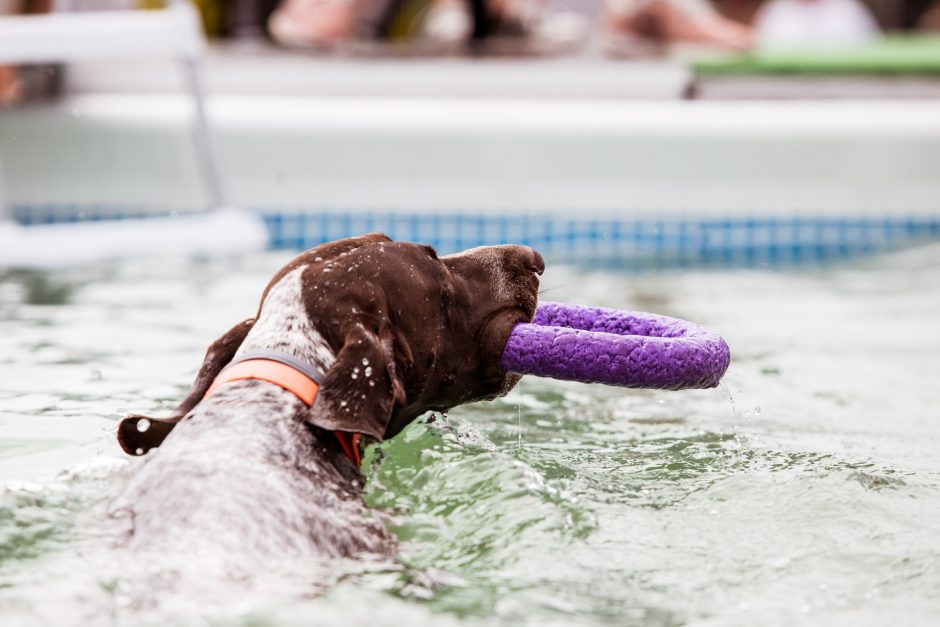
xmin=0 ymin=160 xmax=9 ymax=222
xmin=182 ymin=55 xmax=228 ymax=211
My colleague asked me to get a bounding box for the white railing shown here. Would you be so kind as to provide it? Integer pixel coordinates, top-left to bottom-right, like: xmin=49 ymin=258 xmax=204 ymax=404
xmin=0 ymin=1 xmax=268 ymax=268
xmin=0 ymin=0 xmax=204 ymax=65
xmin=0 ymin=0 xmax=226 ymax=216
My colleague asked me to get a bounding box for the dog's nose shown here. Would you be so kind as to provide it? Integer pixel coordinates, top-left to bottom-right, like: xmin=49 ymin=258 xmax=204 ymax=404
xmin=526 ymin=250 xmax=545 ymax=276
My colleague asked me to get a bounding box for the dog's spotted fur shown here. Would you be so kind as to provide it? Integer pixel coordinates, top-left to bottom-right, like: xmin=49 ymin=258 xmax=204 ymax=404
xmin=235 ymin=267 xmax=336 ymax=372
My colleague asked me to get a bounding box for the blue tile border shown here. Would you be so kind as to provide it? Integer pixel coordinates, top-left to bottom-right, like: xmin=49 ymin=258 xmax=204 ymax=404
xmin=11 ymin=204 xmax=940 ymax=269
xmin=257 ymin=210 xmax=940 ymax=268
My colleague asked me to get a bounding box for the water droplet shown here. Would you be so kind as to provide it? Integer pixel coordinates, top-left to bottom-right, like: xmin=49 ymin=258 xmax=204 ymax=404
xmin=753 ymin=406 xmax=761 ymax=415
xmin=364 ymin=366 xmax=373 ymax=377
xmin=136 ymin=419 xmax=151 ymax=433
xmin=135 ymin=448 xmax=144 ymax=455
xmin=362 ymin=358 xmax=369 ymax=366
xmin=340 ymin=401 xmax=347 ymax=407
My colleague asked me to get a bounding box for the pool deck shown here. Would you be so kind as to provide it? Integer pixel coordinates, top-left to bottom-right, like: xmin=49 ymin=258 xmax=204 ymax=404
xmin=60 ymin=41 xmax=940 ymax=101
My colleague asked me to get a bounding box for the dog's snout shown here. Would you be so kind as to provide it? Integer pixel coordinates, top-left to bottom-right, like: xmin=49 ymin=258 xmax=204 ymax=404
xmin=526 ymin=250 xmax=545 ymax=276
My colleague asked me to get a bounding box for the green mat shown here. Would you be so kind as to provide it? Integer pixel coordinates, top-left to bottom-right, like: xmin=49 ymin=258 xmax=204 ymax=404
xmin=694 ymin=36 xmax=940 ymax=76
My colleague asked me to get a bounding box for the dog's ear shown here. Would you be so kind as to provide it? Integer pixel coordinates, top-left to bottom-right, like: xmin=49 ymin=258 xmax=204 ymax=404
xmin=117 ymin=318 xmax=255 ymax=455
xmin=308 ymin=322 xmax=406 ymax=442
xmin=173 ymin=318 xmax=257 ymax=416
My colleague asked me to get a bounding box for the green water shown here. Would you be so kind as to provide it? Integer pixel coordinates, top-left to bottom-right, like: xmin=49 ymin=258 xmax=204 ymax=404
xmin=1 ymin=246 xmax=939 ymax=626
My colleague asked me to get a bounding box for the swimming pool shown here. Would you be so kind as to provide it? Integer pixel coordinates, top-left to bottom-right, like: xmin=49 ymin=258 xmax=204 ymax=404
xmin=1 ymin=242 xmax=938 ymax=625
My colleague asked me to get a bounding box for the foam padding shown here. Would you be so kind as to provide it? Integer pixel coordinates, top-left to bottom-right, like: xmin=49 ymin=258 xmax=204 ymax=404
xmin=501 ymin=302 xmax=731 ymax=390
xmin=694 ymin=36 xmax=940 ymax=76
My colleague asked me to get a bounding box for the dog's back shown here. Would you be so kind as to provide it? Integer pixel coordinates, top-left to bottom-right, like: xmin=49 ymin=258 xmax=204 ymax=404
xmin=107 ymin=380 xmax=395 ymax=573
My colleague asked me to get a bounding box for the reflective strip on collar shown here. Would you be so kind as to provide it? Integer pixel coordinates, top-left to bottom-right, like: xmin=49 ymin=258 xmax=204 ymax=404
xmin=205 ymin=359 xmax=319 ymax=405
xmin=224 ymin=349 xmax=327 ymax=385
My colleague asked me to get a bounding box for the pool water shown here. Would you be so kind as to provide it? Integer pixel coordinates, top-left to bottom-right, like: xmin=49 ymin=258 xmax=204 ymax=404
xmin=1 ymin=244 xmax=938 ymax=626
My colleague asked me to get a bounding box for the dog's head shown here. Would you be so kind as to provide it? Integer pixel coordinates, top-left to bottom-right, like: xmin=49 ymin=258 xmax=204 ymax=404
xmin=118 ymin=234 xmax=543 ymax=456
xmin=300 ymin=234 xmax=544 ymax=439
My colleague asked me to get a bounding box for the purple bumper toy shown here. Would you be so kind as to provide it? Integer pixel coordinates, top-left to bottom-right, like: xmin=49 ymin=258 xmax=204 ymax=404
xmin=501 ymin=302 xmax=730 ymax=390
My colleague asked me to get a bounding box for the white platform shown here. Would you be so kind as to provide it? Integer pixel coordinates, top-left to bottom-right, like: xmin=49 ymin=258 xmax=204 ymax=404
xmin=0 ymin=210 xmax=268 ymax=269
xmin=2 ymin=95 xmax=939 ymax=219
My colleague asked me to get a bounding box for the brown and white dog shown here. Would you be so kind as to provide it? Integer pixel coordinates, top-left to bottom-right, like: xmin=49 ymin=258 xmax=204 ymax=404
xmin=108 ymin=234 xmax=543 ymax=570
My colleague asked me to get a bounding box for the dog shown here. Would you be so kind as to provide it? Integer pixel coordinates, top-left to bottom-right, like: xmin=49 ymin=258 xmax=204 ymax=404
xmin=107 ymin=234 xmax=544 ymax=571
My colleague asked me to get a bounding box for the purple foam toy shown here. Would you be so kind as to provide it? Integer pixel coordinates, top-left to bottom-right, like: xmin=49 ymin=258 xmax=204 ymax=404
xmin=501 ymin=302 xmax=730 ymax=390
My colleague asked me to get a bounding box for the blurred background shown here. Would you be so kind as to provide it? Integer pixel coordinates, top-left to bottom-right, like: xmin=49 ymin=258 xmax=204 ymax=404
xmin=1 ymin=0 xmax=939 ymax=266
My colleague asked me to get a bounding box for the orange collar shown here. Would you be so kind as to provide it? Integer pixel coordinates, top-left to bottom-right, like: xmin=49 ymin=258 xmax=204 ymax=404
xmin=205 ymin=354 xmax=361 ymax=466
